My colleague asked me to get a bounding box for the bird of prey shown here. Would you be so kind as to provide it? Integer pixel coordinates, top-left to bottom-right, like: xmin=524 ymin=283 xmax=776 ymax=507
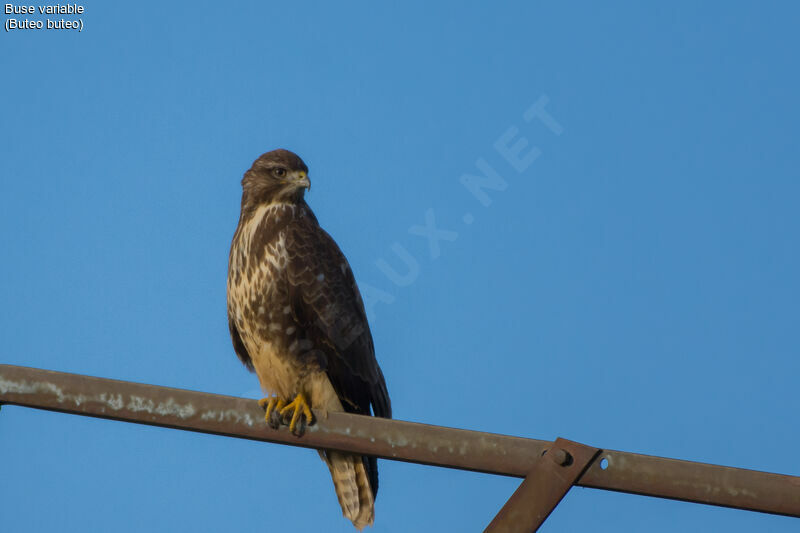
xmin=227 ymin=149 xmax=391 ymax=529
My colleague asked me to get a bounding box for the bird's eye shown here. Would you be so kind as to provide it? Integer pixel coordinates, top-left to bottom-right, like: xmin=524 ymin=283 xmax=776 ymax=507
xmin=273 ymin=167 xmax=287 ymax=178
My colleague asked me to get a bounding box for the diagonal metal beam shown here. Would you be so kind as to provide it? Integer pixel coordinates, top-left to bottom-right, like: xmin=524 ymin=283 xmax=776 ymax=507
xmin=1 ymin=364 xmax=799 ymax=520
xmin=485 ymin=438 xmax=601 ymax=532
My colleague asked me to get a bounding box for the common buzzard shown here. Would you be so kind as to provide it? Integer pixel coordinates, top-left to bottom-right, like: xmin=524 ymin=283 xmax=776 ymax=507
xmin=227 ymin=149 xmax=391 ymax=529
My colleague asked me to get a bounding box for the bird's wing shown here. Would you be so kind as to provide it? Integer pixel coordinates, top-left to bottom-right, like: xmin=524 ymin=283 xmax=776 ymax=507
xmin=227 ymin=313 xmax=254 ymax=371
xmin=284 ymin=212 xmax=391 ymax=421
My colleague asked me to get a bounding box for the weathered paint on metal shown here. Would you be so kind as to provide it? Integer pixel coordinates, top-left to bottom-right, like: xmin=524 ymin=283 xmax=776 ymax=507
xmin=578 ymin=448 xmax=800 ymax=518
xmin=1 ymin=364 xmax=799 ymax=520
xmin=0 ymin=364 xmax=546 ymax=475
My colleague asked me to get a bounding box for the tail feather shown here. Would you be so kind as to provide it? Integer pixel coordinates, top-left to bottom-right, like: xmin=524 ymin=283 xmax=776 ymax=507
xmin=321 ymin=450 xmax=375 ymax=530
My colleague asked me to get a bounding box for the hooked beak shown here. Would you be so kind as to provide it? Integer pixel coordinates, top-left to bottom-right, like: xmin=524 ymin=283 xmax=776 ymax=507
xmin=293 ymin=170 xmax=310 ymax=190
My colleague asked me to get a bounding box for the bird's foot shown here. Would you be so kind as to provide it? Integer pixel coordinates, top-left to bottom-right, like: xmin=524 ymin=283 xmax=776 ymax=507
xmin=258 ymin=396 xmax=286 ymax=429
xmin=279 ymin=393 xmax=314 ymax=436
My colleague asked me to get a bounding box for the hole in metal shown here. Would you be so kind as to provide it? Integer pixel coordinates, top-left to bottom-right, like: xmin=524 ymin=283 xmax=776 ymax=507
xmin=600 ymin=457 xmax=609 ymax=470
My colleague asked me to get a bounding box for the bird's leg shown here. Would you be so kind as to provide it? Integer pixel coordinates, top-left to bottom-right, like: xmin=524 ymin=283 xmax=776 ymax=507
xmin=279 ymin=392 xmax=314 ymax=436
xmin=258 ymin=396 xmax=286 ymax=430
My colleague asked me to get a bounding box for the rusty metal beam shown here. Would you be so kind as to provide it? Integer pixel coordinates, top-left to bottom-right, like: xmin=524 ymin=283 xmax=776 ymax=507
xmin=0 ymin=364 xmax=544 ymax=475
xmin=1 ymin=364 xmax=799 ymax=520
xmin=485 ymin=438 xmax=601 ymax=532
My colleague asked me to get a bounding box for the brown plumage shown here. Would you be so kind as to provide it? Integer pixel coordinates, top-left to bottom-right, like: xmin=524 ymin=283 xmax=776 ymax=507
xmin=227 ymin=149 xmax=391 ymax=529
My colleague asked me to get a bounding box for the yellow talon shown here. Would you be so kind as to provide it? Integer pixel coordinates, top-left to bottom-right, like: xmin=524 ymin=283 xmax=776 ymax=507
xmin=259 ymin=396 xmax=285 ymax=425
xmin=280 ymin=393 xmax=314 ymax=434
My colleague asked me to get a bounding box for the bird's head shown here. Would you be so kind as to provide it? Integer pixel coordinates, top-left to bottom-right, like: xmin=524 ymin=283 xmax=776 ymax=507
xmin=241 ymin=149 xmax=310 ymax=209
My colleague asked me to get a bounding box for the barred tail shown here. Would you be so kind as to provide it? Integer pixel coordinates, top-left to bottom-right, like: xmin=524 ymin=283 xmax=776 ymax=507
xmin=321 ymin=450 xmax=375 ymax=530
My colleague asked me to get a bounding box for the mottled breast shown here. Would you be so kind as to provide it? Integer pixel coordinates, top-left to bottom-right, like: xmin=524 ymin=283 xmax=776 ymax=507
xmin=227 ymin=203 xmax=312 ymax=396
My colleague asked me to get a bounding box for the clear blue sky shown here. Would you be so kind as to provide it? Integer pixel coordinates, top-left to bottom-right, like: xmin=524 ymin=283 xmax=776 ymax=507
xmin=2 ymin=2 xmax=799 ymax=532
